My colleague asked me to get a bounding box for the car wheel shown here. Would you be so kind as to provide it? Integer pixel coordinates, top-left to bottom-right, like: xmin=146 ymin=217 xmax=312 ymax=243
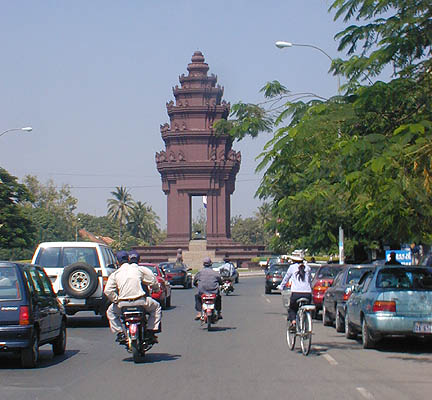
xmin=21 ymin=330 xmax=39 ymax=368
xmin=61 ymin=263 xmax=99 ymax=299
xmin=335 ymin=310 xmax=345 ymax=333
xmin=322 ymin=305 xmax=332 ymax=326
xmin=345 ymin=315 xmax=357 ymax=339
xmin=52 ymin=320 xmax=67 ymax=356
xmin=362 ymin=318 xmax=377 ymax=349
xmin=265 ymin=286 xmax=271 ymax=294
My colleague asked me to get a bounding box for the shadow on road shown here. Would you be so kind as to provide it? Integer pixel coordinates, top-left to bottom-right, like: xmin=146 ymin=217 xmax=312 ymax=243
xmin=123 ymin=352 xmax=181 ymax=364
xmin=66 ymin=316 xmax=108 ymax=329
xmin=0 ymin=349 xmax=80 ymax=369
xmin=206 ymin=326 xmax=237 ymax=332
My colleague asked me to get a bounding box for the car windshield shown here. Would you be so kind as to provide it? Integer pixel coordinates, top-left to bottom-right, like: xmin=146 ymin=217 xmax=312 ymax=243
xmin=316 ymin=266 xmax=340 ymax=279
xmin=162 ymin=263 xmax=185 ymax=272
xmin=376 ymin=268 xmax=432 ymax=290
xmin=345 ymin=268 xmax=373 ymax=285
xmin=270 ymin=264 xmax=290 ymax=274
xmin=0 ymin=266 xmax=20 ymax=300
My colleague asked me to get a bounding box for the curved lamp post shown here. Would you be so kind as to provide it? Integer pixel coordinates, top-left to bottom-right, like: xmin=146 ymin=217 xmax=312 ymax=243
xmin=275 ymin=41 xmax=341 ymax=94
xmin=0 ymin=126 xmax=33 ymax=138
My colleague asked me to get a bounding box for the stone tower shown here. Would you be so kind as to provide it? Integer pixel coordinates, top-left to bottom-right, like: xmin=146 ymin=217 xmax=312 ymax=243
xmin=156 ymin=51 xmax=241 ymax=246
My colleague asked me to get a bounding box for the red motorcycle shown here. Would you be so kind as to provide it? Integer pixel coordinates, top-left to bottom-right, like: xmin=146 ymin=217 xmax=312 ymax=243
xmin=201 ymin=293 xmax=218 ymax=330
xmin=121 ymin=305 xmax=156 ymax=363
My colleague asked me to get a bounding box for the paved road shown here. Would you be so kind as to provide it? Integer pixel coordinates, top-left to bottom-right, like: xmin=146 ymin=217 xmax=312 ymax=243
xmin=1 ymin=277 xmax=431 ymax=400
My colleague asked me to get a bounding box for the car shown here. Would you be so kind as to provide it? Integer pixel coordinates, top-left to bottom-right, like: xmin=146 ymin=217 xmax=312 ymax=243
xmin=345 ymin=265 xmax=432 ymax=349
xmin=0 ymin=261 xmax=67 ymax=368
xmin=211 ymin=261 xmax=239 ymax=284
xmin=265 ymin=263 xmax=290 ymax=294
xmin=139 ymin=263 xmax=172 ymax=309
xmin=311 ymin=264 xmax=344 ymax=316
xmin=159 ymin=262 xmax=192 ymax=288
xmin=31 ymin=242 xmax=117 ymax=321
xmin=322 ymin=265 xmax=375 ymax=331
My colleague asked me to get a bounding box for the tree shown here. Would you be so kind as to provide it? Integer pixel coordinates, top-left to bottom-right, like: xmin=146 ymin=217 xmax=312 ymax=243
xmin=0 ymin=168 xmax=35 ymax=259
xmin=126 ymin=201 xmax=161 ymax=245
xmin=107 ymin=186 xmax=134 ymax=241
xmin=216 ymin=0 xmax=432 ymax=258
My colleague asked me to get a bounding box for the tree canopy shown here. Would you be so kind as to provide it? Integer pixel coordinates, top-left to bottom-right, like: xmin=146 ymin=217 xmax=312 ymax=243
xmin=216 ymin=0 xmax=432 ymax=259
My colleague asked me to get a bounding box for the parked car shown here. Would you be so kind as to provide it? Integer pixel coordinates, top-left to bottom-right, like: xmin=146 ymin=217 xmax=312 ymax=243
xmin=159 ymin=262 xmax=192 ymax=288
xmin=212 ymin=261 xmax=239 ymax=284
xmin=31 ymin=242 xmax=117 ymax=321
xmin=0 ymin=261 xmax=66 ymax=368
xmin=312 ymin=264 xmax=344 ymax=316
xmin=322 ymin=265 xmax=375 ymax=331
xmin=139 ymin=263 xmax=172 ymax=309
xmin=265 ymin=263 xmax=290 ymax=294
xmin=345 ymin=265 xmax=432 ymax=349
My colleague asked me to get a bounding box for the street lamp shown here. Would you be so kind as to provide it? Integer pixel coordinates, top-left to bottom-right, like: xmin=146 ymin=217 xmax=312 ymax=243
xmin=0 ymin=126 xmax=33 ymax=138
xmin=275 ymin=41 xmax=341 ymax=94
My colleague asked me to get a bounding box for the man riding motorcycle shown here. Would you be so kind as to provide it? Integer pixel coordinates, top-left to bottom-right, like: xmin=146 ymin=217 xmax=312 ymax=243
xmin=219 ymin=256 xmax=236 ymax=282
xmin=104 ymin=251 xmax=162 ymax=344
xmin=193 ymin=256 xmax=223 ymax=320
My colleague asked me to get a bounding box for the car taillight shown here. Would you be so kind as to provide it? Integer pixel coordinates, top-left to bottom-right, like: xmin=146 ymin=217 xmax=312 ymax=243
xmin=343 ymin=287 xmax=352 ymax=301
xmin=19 ymin=306 xmax=30 ymax=325
xmin=373 ymin=301 xmax=396 ymax=313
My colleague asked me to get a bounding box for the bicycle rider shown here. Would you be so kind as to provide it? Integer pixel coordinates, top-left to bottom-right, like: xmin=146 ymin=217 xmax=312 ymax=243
xmin=277 ymin=255 xmax=312 ymax=331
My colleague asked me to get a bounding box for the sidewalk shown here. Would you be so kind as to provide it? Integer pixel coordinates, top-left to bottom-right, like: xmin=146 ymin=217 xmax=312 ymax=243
xmin=238 ymin=268 xmax=264 ymax=277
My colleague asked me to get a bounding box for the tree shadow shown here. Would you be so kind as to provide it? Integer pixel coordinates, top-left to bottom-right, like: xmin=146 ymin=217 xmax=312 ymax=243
xmin=0 ymin=349 xmax=80 ymax=369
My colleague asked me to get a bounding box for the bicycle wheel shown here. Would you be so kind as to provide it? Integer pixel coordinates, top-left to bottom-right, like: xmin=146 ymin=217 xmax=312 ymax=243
xmin=286 ymin=318 xmax=296 ymax=350
xmin=300 ymin=311 xmax=312 ymax=356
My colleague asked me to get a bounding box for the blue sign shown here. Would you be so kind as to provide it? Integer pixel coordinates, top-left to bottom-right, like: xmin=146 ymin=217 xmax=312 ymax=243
xmin=385 ymin=250 xmax=412 ymax=265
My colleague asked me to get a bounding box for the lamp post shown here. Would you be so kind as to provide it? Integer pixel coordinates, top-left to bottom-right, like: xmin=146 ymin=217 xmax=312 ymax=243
xmin=0 ymin=126 xmax=33 ymax=138
xmin=275 ymin=41 xmax=341 ymax=94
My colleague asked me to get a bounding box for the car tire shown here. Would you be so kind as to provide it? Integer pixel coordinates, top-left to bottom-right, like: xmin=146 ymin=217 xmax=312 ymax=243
xmin=21 ymin=330 xmax=39 ymax=368
xmin=322 ymin=305 xmax=332 ymax=326
xmin=52 ymin=320 xmax=67 ymax=356
xmin=335 ymin=310 xmax=345 ymax=333
xmin=345 ymin=315 xmax=357 ymax=339
xmin=362 ymin=318 xmax=377 ymax=349
xmin=61 ymin=262 xmax=99 ymax=299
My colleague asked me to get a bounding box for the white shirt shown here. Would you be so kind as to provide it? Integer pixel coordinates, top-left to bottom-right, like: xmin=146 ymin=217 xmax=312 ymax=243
xmin=278 ymin=262 xmax=312 ymax=293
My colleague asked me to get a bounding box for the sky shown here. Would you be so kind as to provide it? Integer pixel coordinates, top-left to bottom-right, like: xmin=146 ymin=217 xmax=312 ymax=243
xmin=0 ymin=1 xmax=349 ymax=228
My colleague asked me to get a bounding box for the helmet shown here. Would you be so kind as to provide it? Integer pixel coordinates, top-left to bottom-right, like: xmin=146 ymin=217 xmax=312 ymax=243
xmin=116 ymin=250 xmax=129 ymax=264
xmin=223 ymin=255 xmax=230 ymax=262
xmin=203 ymin=256 xmax=212 ymax=266
xmin=128 ymin=251 xmax=140 ymax=263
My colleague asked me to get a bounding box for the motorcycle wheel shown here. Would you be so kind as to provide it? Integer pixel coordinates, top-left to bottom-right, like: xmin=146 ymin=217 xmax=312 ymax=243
xmin=207 ymin=313 xmax=212 ymax=331
xmin=131 ymin=340 xmax=144 ymax=363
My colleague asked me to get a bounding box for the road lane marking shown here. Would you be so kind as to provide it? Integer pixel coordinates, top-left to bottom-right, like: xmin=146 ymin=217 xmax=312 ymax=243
xmin=356 ymin=387 xmax=374 ymax=399
xmin=323 ymin=353 xmax=338 ymax=365
xmin=261 ymin=294 xmax=272 ymax=303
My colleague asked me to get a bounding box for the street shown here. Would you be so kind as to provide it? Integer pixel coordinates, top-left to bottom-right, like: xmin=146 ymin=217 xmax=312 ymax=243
xmin=0 ymin=276 xmax=431 ymax=400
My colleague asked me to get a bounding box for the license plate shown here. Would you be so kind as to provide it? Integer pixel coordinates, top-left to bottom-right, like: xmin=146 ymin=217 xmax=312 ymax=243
xmin=413 ymin=322 xmax=432 ymax=334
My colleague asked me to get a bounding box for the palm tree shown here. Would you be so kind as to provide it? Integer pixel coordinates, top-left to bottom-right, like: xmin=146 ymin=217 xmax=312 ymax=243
xmin=126 ymin=201 xmax=160 ymax=244
xmin=107 ymin=186 xmax=134 ymax=240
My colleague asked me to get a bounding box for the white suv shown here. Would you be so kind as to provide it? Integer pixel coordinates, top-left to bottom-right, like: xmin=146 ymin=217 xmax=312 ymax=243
xmin=31 ymin=242 xmax=117 ymax=321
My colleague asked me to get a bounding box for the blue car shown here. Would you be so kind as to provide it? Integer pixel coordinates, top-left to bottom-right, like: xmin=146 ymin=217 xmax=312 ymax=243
xmin=0 ymin=262 xmax=66 ymax=367
xmin=345 ymin=265 xmax=432 ymax=348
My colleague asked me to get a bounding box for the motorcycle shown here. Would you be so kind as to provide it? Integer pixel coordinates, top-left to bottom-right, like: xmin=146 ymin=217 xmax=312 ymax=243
xmin=201 ymin=293 xmax=219 ymax=330
xmin=121 ymin=305 xmax=156 ymax=363
xmin=220 ymin=278 xmax=234 ymax=295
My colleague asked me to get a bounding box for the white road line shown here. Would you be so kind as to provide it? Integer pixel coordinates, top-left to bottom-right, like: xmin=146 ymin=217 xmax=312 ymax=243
xmin=265 ymin=298 xmax=271 ymax=303
xmin=356 ymin=387 xmax=374 ymax=399
xmin=323 ymin=353 xmax=338 ymax=365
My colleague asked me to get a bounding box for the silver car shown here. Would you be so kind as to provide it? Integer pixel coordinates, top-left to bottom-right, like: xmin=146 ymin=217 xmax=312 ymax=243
xmin=345 ymin=265 xmax=432 ymax=348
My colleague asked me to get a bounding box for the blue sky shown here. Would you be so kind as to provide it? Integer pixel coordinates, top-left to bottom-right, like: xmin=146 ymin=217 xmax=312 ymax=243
xmin=1 ymin=1 xmax=350 ymax=227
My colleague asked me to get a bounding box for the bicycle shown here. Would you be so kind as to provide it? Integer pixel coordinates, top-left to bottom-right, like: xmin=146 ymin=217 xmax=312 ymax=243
xmin=286 ymin=297 xmax=315 ymax=356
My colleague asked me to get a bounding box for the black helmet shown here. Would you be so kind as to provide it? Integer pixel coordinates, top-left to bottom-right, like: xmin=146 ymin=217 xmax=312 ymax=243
xmin=128 ymin=251 xmax=140 ymax=263
xmin=116 ymin=250 xmax=129 ymax=263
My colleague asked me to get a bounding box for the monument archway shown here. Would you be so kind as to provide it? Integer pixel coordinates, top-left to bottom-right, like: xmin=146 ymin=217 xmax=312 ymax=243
xmin=156 ymin=51 xmax=240 ymax=247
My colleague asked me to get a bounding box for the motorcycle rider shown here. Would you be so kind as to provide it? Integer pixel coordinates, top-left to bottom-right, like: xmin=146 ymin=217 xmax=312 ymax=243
xmin=104 ymin=250 xmax=162 ymax=344
xmin=193 ymin=256 xmax=223 ymax=320
xmin=277 ymin=255 xmax=312 ymax=331
xmin=219 ymin=256 xmax=236 ymax=282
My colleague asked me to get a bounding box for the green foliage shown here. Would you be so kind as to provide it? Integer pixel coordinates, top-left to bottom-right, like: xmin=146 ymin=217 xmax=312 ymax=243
xmin=107 ymin=186 xmax=134 ymax=240
xmin=0 ymin=168 xmax=35 ymax=259
xmin=126 ymin=201 xmax=161 ymax=245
